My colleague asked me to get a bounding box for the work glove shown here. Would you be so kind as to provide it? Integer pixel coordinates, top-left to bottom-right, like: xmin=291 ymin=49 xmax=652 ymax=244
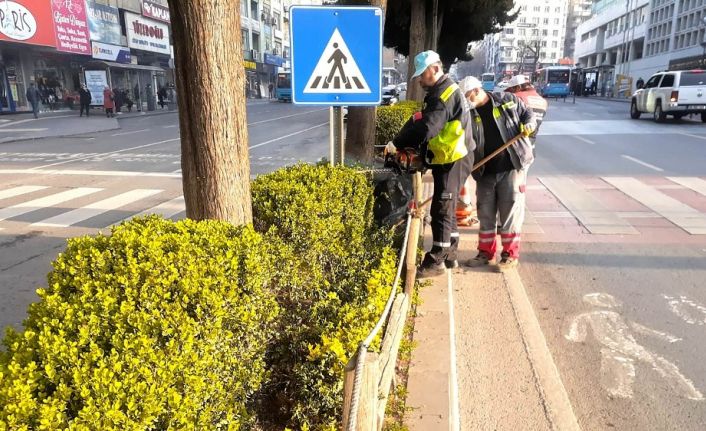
xmin=521 ymin=124 xmax=534 ymax=137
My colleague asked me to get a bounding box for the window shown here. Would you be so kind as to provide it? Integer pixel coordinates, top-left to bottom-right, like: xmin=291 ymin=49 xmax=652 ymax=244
xmin=534 ymin=6 xmax=541 ymax=11
xmin=554 ymin=18 xmax=560 ymax=24
xmin=553 ymin=30 xmax=559 ymax=36
xmin=680 ymin=71 xmax=706 ymax=86
xmin=555 ymin=7 xmax=561 ymax=12
xmin=552 ymin=41 xmax=558 ymax=48
xmin=542 ymin=29 xmax=548 ymax=36
xmin=242 ymin=30 xmax=249 ymax=50
xmin=518 ymin=28 xmax=526 ymax=36
xmin=545 ymin=6 xmax=550 ymax=12
xmin=645 ymin=75 xmax=661 ymax=88
xmin=241 ymin=1 xmax=248 ymax=17
xmin=541 ymin=41 xmax=547 ymax=47
xmin=659 ymin=74 xmax=675 ymax=87
xmin=273 ymin=13 xmax=280 ymax=30
xmin=533 ymin=17 xmax=540 ymax=24
xmin=250 ymin=1 xmax=258 ymax=20
xmin=504 ymin=27 xmax=514 ymax=34
xmin=543 ymin=18 xmax=549 ymax=24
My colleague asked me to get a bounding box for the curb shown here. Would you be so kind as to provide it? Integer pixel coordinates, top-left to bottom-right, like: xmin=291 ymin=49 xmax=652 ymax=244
xmin=0 ymin=126 xmax=122 ymax=145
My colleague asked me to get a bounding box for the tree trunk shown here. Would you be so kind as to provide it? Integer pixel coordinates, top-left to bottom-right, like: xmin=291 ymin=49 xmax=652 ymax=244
xmin=406 ymin=0 xmax=426 ymax=102
xmin=168 ymin=0 xmax=252 ymax=224
xmin=344 ymin=0 xmax=388 ymax=164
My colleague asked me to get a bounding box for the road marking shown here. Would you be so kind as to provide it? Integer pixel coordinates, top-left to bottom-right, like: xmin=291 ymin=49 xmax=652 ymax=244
xmin=567 ymin=292 xmax=703 ymax=401
xmin=163 ymin=125 xmax=178 ymax=128
xmin=503 ymin=269 xmax=581 ymax=430
xmin=446 ymin=271 xmax=460 ymax=431
xmin=540 ymin=177 xmax=638 ymax=234
xmin=111 ymin=128 xmax=149 ymax=136
xmin=0 ymin=114 xmax=76 ymax=128
xmin=662 ymin=294 xmax=706 ymax=326
xmin=0 ymin=128 xmax=49 ymax=132
xmin=523 ymin=209 xmax=545 ymax=234
xmin=621 ymin=155 xmax=664 ymax=172
xmin=250 ymin=123 xmax=328 ymax=149
xmin=33 ymin=189 xmax=162 ymax=228
xmin=0 ymin=186 xmax=48 ymax=201
xmin=130 ymin=196 xmax=185 ymax=220
xmin=573 ymin=135 xmax=596 ymax=145
xmin=30 ymin=138 xmax=181 ymax=170
xmin=678 ymin=133 xmax=706 ymax=140
xmin=247 ymin=108 xmax=328 ymax=125
xmin=604 ymin=177 xmax=706 ymax=234
xmin=667 ymin=177 xmax=706 ymax=197
xmin=0 ymin=168 xmax=181 ymax=178
xmin=0 ymin=188 xmax=103 ymax=224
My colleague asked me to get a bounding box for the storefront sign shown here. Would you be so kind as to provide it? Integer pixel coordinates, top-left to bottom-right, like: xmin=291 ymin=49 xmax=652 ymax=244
xmin=0 ymin=0 xmax=56 ymax=47
xmin=50 ymin=0 xmax=90 ymax=55
xmin=125 ymin=11 xmax=170 ymax=55
xmin=84 ymin=69 xmax=107 ymax=105
xmin=141 ymin=0 xmax=170 ymax=23
xmin=264 ymin=53 xmax=284 ymax=67
xmin=85 ymin=1 xmax=121 ymax=45
xmin=92 ymin=41 xmax=131 ymax=63
xmin=244 ymin=60 xmax=256 ymax=70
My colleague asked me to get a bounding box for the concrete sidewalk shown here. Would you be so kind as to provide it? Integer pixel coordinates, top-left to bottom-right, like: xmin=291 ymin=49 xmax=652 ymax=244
xmin=0 ymin=109 xmax=177 ymax=144
xmin=405 ymin=207 xmax=580 ymax=430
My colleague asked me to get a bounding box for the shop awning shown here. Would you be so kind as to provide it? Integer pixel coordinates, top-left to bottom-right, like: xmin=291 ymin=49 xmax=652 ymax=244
xmin=86 ymin=60 xmax=165 ymax=72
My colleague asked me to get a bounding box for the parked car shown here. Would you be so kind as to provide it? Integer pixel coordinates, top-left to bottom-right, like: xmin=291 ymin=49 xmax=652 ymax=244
xmin=382 ymin=85 xmax=400 ymax=106
xmin=493 ymin=81 xmax=510 ymax=94
xmin=631 ymin=70 xmax=706 ymax=123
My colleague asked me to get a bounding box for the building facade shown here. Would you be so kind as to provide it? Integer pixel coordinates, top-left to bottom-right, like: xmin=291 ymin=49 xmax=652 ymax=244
xmin=482 ymin=0 xmax=571 ymax=78
xmin=564 ymin=0 xmax=597 ymax=59
xmin=241 ymin=0 xmax=289 ymax=98
xmin=0 ymin=0 xmax=175 ymax=113
xmin=575 ymin=0 xmax=706 ymax=95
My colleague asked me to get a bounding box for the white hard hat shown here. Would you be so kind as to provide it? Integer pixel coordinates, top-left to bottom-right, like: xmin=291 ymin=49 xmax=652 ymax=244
xmin=459 ymin=76 xmax=482 ymax=94
xmin=508 ymin=74 xmax=529 ymax=87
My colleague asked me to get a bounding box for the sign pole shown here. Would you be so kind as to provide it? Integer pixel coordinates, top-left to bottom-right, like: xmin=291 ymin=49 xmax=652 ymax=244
xmin=329 ymin=107 xmax=335 ymax=166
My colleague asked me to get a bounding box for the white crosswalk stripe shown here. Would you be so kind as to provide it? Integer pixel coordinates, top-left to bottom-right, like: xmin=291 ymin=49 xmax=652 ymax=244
xmin=668 ymin=177 xmax=706 ymax=197
xmin=0 ymin=185 xmax=47 ymax=201
xmin=131 ymin=196 xmax=185 ymax=220
xmin=33 ymin=189 xmax=163 ymax=228
xmin=603 ymin=177 xmax=706 ymax=235
xmin=0 ymin=188 xmax=103 ymax=229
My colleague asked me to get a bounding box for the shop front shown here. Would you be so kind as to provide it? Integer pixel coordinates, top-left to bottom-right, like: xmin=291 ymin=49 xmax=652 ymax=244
xmin=244 ymin=59 xmax=258 ymax=98
xmin=84 ymin=60 xmax=165 ymax=111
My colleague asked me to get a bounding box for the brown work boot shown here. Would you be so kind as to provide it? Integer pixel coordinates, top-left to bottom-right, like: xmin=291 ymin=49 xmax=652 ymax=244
xmin=464 ymin=252 xmax=496 ymax=267
xmin=496 ymin=252 xmax=519 ymax=272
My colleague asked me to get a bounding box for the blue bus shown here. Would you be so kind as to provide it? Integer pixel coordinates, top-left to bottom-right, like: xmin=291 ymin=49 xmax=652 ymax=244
xmin=275 ymin=72 xmax=291 ymax=102
xmin=481 ymin=73 xmax=495 ymax=92
xmin=534 ymin=66 xmax=571 ymax=99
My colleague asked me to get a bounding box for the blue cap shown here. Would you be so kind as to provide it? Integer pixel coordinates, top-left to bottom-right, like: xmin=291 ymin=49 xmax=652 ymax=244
xmin=412 ymin=50 xmax=441 ymax=78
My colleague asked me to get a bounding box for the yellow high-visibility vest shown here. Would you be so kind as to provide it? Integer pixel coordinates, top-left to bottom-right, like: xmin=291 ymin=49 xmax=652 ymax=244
xmin=427 ymin=83 xmax=468 ymax=165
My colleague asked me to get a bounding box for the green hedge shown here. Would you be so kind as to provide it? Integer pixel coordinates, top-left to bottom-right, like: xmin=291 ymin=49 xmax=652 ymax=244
xmin=0 ymin=164 xmax=397 ymax=431
xmin=375 ymin=101 xmax=422 ymax=147
xmin=0 ymin=218 xmax=278 ymax=430
xmin=252 ymin=164 xmax=395 ymax=430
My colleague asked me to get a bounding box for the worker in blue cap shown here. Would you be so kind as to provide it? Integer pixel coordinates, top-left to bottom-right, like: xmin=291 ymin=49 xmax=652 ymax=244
xmin=387 ymin=50 xmax=475 ymax=278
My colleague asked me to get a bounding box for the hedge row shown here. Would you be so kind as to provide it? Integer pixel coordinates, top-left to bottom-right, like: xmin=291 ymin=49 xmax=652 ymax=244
xmin=0 ymin=164 xmax=397 ymax=431
xmin=375 ymin=101 xmax=422 ymax=148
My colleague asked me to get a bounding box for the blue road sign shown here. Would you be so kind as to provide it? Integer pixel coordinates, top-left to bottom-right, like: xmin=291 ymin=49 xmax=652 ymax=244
xmin=290 ymin=6 xmax=382 ymax=106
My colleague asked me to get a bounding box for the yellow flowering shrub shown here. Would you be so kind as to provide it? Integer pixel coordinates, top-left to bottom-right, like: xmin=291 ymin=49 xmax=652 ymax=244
xmin=252 ymin=164 xmax=397 ymax=430
xmin=376 ymin=101 xmax=422 ymax=147
xmin=0 ymin=217 xmax=279 ymax=430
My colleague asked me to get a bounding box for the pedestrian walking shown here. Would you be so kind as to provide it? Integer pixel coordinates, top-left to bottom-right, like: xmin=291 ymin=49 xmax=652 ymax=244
xmin=460 ymin=76 xmax=536 ymax=272
xmin=636 ymin=77 xmax=644 ymax=90
xmin=103 ymin=87 xmax=115 ymax=117
xmin=157 ymin=86 xmax=167 ymax=109
xmin=113 ymin=88 xmax=123 ymax=114
xmin=388 ymin=50 xmax=475 ymax=278
xmin=133 ymin=84 xmax=141 ymax=111
xmin=25 ymin=83 xmax=41 ymax=119
xmin=268 ymin=82 xmax=274 ymax=99
xmin=79 ymin=85 xmax=92 ymax=117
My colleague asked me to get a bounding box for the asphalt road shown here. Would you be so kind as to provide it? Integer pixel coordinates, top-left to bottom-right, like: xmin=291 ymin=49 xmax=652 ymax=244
xmin=520 ymin=96 xmax=706 ymax=430
xmin=1 ymin=96 xmax=706 ymax=430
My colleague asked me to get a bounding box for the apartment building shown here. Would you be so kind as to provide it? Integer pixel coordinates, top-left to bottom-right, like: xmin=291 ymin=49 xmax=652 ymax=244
xmin=482 ymin=0 xmax=570 ymax=78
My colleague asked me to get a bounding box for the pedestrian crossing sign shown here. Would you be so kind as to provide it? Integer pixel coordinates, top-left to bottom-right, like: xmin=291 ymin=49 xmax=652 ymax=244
xmin=290 ymin=6 xmax=382 ymax=105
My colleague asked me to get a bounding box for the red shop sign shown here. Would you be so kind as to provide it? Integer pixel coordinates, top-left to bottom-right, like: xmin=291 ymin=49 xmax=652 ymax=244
xmin=0 ymin=0 xmax=57 ymax=47
xmin=141 ymin=0 xmax=170 ymax=23
xmin=50 ymin=0 xmax=90 ymax=55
